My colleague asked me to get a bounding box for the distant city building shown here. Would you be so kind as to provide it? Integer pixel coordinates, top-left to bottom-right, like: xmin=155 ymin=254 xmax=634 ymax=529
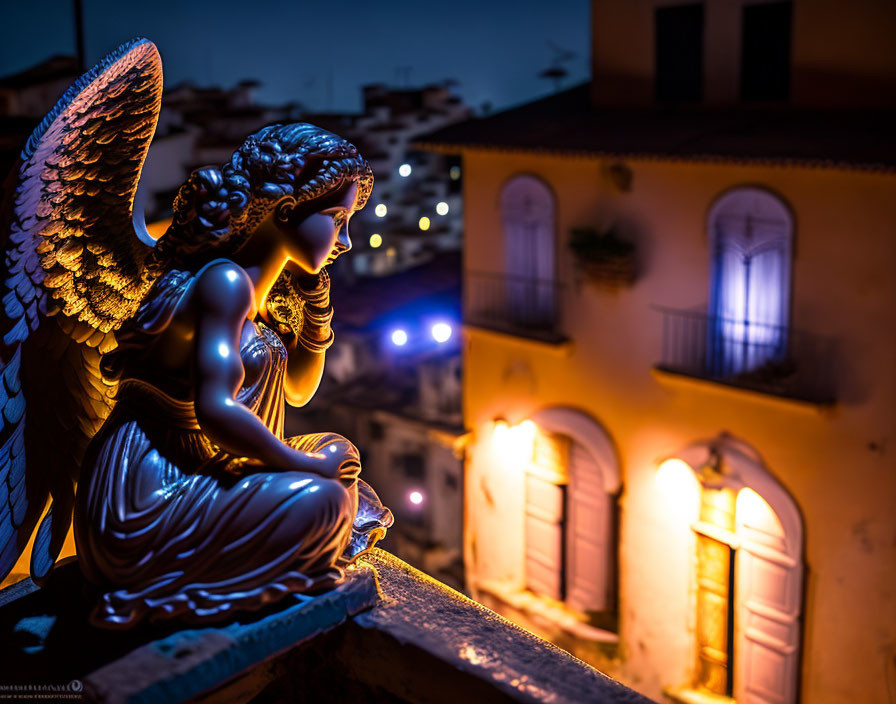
xmin=418 ymin=1 xmax=896 ymax=703
xmin=0 ymin=55 xmax=80 ymax=118
xmin=0 ymin=55 xmax=82 ymax=180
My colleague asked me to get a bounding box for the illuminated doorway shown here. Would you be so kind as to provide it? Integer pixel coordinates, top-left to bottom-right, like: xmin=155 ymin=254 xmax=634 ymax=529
xmin=671 ymin=437 xmax=803 ymax=704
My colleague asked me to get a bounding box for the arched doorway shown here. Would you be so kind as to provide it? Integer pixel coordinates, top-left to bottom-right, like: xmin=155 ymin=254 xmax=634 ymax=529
xmin=672 ymin=435 xmax=803 ymax=703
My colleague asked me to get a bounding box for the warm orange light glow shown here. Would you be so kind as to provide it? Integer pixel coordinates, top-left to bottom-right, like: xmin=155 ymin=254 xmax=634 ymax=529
xmin=657 ymin=458 xmax=693 ymax=492
xmin=492 ymin=419 xmax=511 ymax=447
xmin=146 ymin=218 xmax=172 ymax=240
xmin=492 ymin=418 xmax=537 ymax=466
xmin=656 ymin=457 xmax=701 ymax=518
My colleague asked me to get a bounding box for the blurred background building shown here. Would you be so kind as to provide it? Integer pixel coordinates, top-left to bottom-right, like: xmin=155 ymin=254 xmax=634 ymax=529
xmin=418 ymin=1 xmax=896 ymax=703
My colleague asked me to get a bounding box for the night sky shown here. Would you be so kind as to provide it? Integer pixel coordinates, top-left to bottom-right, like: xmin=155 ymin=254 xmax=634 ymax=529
xmin=0 ymin=0 xmax=590 ymax=114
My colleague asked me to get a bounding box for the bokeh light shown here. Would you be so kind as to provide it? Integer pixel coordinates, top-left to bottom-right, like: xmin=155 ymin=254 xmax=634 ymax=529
xmin=431 ymin=322 xmax=452 ymax=343
xmin=369 ymin=233 xmax=383 ymax=248
xmin=391 ymin=328 xmax=408 ymax=346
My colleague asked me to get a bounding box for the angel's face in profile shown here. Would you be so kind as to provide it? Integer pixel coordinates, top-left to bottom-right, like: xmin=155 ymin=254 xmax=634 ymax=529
xmin=277 ymin=180 xmax=359 ymax=275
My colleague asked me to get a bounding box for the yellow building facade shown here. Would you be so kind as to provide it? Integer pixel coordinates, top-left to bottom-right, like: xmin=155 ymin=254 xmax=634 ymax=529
xmin=418 ymin=3 xmax=896 ymax=700
xmin=451 ymin=150 xmax=895 ymax=703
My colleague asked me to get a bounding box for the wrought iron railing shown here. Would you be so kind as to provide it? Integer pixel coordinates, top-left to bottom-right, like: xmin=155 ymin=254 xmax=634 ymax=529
xmin=465 ymin=271 xmax=563 ymax=340
xmin=655 ymin=307 xmax=835 ymax=403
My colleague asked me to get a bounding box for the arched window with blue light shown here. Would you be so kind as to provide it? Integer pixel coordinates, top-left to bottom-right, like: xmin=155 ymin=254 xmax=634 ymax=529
xmin=500 ymin=174 xmax=556 ymax=329
xmin=707 ymin=187 xmax=793 ymax=376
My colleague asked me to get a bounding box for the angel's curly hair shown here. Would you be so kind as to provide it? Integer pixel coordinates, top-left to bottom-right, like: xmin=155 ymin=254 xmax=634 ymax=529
xmin=148 ymin=123 xmax=373 ymax=273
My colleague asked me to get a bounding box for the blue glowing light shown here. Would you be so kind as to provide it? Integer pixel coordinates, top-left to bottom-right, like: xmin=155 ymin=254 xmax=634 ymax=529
xmin=431 ymin=322 xmax=452 ymax=343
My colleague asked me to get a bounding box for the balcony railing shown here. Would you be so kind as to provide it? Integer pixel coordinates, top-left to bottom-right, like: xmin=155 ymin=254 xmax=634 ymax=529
xmin=655 ymin=307 xmax=835 ymax=404
xmin=465 ymin=271 xmax=564 ymax=341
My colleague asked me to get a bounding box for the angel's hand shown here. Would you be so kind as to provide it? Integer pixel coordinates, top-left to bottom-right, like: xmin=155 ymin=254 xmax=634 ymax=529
xmin=301 ymin=438 xmax=360 ymax=480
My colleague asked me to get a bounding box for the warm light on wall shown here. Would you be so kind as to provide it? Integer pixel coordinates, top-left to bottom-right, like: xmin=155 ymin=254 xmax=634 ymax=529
xmin=656 ymin=457 xmax=701 ymax=518
xmin=492 ymin=419 xmax=537 ymax=466
xmin=656 ymin=458 xmax=693 ymax=492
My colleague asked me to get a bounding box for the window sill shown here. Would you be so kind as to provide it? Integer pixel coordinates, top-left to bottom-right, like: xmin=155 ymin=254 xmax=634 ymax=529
xmin=665 ymin=686 xmax=733 ymax=704
xmin=651 ymin=366 xmax=835 ymax=414
xmin=464 ymin=324 xmax=573 ymax=355
xmin=477 ymin=579 xmax=619 ymax=645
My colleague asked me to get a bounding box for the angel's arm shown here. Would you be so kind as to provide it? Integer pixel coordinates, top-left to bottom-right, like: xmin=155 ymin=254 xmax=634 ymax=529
xmin=193 ymin=262 xmax=338 ymax=476
xmin=282 ymin=265 xmax=332 ymax=407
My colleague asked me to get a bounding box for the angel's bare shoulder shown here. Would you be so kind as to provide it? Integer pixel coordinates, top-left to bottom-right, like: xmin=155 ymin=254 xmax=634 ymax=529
xmin=192 ymin=260 xmax=254 ymax=321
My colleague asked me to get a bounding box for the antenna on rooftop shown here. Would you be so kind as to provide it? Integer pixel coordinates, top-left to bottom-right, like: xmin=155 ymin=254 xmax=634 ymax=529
xmin=538 ymin=41 xmax=577 ymax=92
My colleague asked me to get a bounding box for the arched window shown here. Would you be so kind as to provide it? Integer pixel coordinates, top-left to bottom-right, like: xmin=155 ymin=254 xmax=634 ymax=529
xmin=500 ymin=175 xmax=556 ymax=328
xmin=708 ymin=188 xmax=793 ymax=376
xmin=671 ymin=435 xmax=804 ymax=703
xmin=523 ymin=409 xmax=620 ymax=624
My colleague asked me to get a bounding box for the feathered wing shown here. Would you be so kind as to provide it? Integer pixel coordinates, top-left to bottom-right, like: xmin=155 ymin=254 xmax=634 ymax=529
xmin=0 ymin=38 xmax=163 ymax=584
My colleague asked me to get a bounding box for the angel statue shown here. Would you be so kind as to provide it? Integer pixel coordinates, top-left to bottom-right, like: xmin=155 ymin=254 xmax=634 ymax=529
xmin=0 ymin=38 xmax=392 ymax=628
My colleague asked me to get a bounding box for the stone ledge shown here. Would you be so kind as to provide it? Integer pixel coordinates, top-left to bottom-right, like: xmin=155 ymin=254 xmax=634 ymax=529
xmin=0 ymin=557 xmax=380 ymax=704
xmin=0 ymin=550 xmax=654 ymax=703
xmin=349 ymin=551 xmax=647 ymax=704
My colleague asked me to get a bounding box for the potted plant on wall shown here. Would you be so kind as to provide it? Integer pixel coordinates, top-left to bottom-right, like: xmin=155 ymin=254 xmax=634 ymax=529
xmin=568 ymin=226 xmax=637 ymax=286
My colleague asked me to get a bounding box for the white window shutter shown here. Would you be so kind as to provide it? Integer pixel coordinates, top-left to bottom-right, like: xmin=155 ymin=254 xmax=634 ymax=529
xmin=734 ymin=491 xmax=802 ymax=704
xmin=525 ymin=472 xmax=565 ymax=601
xmin=566 ymin=441 xmax=612 ymax=613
